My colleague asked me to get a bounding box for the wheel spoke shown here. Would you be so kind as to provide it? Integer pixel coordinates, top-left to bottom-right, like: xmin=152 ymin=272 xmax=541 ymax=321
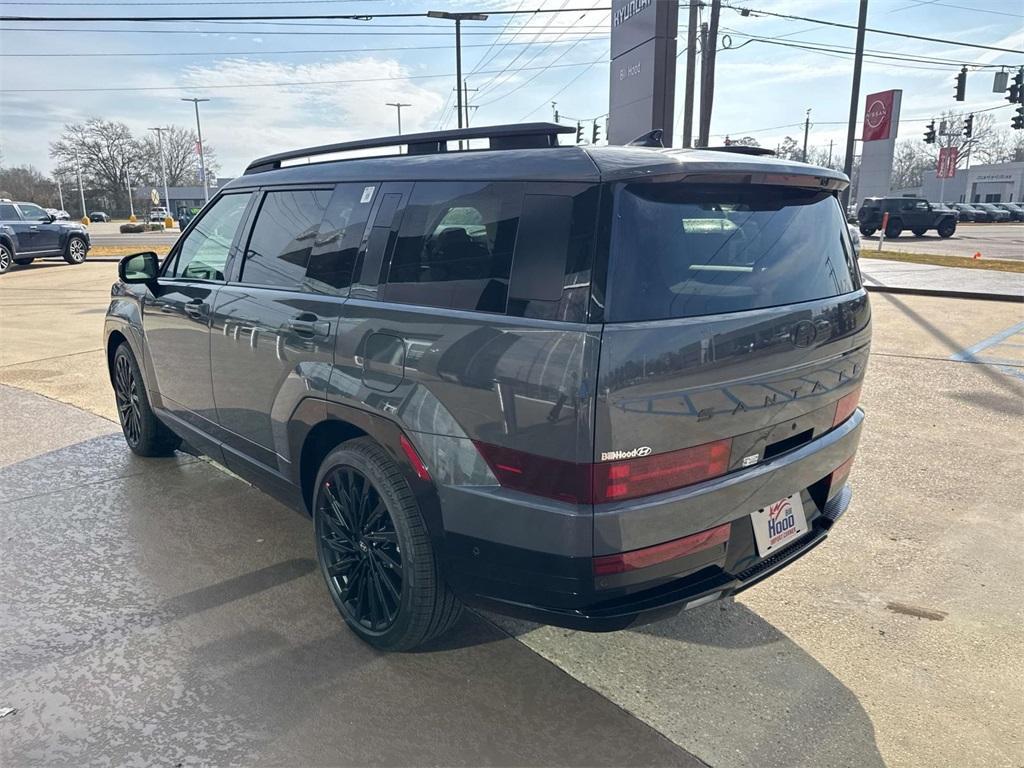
xmin=364 ymin=530 xmax=398 ymax=546
xmin=372 ymin=545 xmax=401 ymax=572
xmin=361 ymin=500 xmax=387 ymax=534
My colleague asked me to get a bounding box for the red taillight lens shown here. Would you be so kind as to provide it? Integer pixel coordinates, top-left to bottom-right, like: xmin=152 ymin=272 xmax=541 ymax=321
xmin=593 ymin=522 xmax=731 ymax=576
xmin=833 ymin=386 xmax=862 ymax=427
xmin=400 ymin=434 xmax=431 ymax=482
xmin=592 ymin=439 xmax=732 ymax=503
xmin=472 ymin=441 xmax=592 ymax=504
xmin=829 ymin=455 xmax=856 ymax=492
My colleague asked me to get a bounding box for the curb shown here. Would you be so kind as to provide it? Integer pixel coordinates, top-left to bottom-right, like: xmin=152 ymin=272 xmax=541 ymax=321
xmin=865 ymin=284 xmax=1023 ymax=303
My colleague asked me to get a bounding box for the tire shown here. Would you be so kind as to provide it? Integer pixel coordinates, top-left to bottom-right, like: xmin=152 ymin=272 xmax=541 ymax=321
xmin=937 ymin=220 xmax=956 ymax=238
xmin=911 ymin=228 xmax=927 ymax=237
xmin=0 ymin=243 xmax=12 ymax=274
xmin=63 ymin=235 xmax=88 ymax=265
xmin=859 ymin=226 xmax=875 ymax=237
xmin=313 ymin=437 xmax=462 ymax=651
xmin=884 ymin=218 xmax=903 ymax=239
xmin=112 ymin=343 xmax=181 ymax=457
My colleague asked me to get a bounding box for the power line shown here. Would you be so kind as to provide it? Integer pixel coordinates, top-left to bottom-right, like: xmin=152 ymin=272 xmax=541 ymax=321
xmin=722 ymin=3 xmax=1024 ymax=55
xmin=0 ymin=25 xmax=609 ymax=37
xmin=0 ymin=58 xmax=602 ymax=93
xmin=0 ymin=37 xmax=606 ymax=58
xmin=518 ymin=55 xmax=607 ymax=121
xmin=0 ymin=6 xmax=613 ymax=22
xmin=10 ymin=0 xmax=383 ymax=4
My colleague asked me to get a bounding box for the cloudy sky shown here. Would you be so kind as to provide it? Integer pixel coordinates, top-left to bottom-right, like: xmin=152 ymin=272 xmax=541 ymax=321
xmin=0 ymin=0 xmax=1021 ymax=176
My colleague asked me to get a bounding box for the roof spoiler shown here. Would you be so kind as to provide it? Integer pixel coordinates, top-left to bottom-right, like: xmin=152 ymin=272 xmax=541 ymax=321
xmin=244 ymin=122 xmax=575 ymax=174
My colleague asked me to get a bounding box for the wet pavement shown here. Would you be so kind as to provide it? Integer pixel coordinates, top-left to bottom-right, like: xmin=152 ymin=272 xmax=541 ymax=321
xmin=0 ymin=385 xmax=698 ymax=767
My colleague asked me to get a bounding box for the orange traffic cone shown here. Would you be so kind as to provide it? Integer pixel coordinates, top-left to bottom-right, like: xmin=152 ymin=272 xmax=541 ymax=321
xmin=973 ymin=251 xmax=982 ymax=260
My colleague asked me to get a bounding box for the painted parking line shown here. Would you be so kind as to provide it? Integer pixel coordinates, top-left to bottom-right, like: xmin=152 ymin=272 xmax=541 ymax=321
xmin=950 ymin=319 xmax=1024 ymax=381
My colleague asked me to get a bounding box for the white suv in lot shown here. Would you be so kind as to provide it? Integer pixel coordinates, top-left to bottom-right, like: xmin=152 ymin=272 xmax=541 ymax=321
xmin=149 ymin=207 xmax=169 ymax=223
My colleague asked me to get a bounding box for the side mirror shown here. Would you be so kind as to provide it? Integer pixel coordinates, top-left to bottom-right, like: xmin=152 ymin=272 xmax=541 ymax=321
xmin=46 ymin=213 xmax=57 ymax=222
xmin=118 ymin=251 xmax=160 ymax=284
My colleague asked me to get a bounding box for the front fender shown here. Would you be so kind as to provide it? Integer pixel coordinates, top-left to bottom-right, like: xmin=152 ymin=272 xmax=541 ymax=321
xmin=104 ymin=283 xmax=148 ymax=387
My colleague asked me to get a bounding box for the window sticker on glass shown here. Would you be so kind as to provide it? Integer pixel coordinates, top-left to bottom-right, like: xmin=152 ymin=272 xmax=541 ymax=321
xmin=360 ymin=186 xmax=376 ymax=204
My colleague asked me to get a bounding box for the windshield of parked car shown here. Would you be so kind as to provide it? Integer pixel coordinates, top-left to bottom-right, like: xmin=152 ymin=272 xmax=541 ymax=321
xmin=607 ymin=183 xmax=860 ymax=321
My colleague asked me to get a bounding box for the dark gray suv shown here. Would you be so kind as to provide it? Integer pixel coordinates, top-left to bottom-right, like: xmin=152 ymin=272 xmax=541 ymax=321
xmin=0 ymin=199 xmax=90 ymax=273
xmin=105 ymin=124 xmax=869 ymax=650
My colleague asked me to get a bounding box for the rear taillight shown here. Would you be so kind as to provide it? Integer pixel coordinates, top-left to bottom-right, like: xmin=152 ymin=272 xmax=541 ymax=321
xmin=592 ymin=439 xmax=732 ymax=503
xmin=833 ymin=386 xmax=862 ymax=427
xmin=471 ymin=441 xmax=592 ymax=504
xmin=473 ymin=438 xmax=732 ymax=505
xmin=593 ymin=522 xmax=731 ymax=576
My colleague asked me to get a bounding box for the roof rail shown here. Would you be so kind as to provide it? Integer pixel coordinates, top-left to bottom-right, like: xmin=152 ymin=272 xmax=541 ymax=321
xmin=244 ymin=122 xmax=575 ymax=174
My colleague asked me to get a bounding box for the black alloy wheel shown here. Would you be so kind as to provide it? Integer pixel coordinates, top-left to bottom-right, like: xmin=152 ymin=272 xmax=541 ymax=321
xmin=316 ymin=465 xmax=404 ymax=633
xmin=114 ymin=351 xmax=142 ymax=448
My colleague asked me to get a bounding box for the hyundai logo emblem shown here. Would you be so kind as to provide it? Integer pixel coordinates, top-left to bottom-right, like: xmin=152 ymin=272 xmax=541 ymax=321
xmin=790 ymin=320 xmax=818 ymax=348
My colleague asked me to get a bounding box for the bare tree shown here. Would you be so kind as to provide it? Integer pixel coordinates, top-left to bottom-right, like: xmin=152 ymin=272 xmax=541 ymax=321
xmin=0 ymin=165 xmax=59 ymax=208
xmin=49 ymin=119 xmax=146 ymax=216
xmin=140 ymin=125 xmax=219 ymax=187
xmin=974 ymin=129 xmax=1024 ymax=164
xmin=890 ymin=141 xmax=935 ymax=190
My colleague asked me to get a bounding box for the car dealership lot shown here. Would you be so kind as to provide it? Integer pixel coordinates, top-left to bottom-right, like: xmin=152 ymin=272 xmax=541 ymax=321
xmin=1 ymin=261 xmax=1022 ymax=767
xmin=863 ymin=222 xmax=1024 ymax=262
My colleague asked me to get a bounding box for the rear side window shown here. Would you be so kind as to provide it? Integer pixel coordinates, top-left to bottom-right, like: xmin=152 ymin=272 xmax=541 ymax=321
xmin=241 ymin=189 xmax=331 ymax=288
xmin=383 ymin=181 xmax=523 ymax=313
xmin=607 ymin=183 xmax=859 ymax=322
xmin=0 ymin=203 xmax=20 ymax=220
xmin=305 ymin=183 xmax=377 ymax=294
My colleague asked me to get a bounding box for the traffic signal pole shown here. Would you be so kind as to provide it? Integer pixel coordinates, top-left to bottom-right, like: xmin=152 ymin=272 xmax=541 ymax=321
xmin=841 ymin=0 xmax=869 ymax=211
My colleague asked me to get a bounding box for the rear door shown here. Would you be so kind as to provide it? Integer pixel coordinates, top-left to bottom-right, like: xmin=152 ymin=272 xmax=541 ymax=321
xmin=13 ymin=203 xmax=56 ymax=253
xmin=210 ymin=182 xmax=377 ymax=473
xmin=594 ymin=179 xmax=870 ymax=545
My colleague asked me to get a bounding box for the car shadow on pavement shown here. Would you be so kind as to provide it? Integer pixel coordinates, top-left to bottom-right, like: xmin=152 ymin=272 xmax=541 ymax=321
xmin=488 ymin=598 xmax=886 ymax=768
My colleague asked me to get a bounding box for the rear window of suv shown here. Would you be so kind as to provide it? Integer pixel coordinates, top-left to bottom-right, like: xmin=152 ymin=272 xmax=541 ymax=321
xmin=606 ymin=183 xmax=859 ymax=322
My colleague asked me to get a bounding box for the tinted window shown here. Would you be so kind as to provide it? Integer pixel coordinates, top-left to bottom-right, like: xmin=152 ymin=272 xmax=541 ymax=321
xmin=383 ymin=181 xmax=523 ymax=313
xmin=169 ymin=192 xmax=251 ymax=280
xmin=0 ymin=204 xmax=19 ymax=220
xmin=18 ymin=204 xmax=49 ymax=221
xmin=608 ymin=183 xmax=859 ymax=322
xmin=305 ymin=183 xmax=377 ymax=294
xmin=241 ymin=189 xmax=331 ymax=288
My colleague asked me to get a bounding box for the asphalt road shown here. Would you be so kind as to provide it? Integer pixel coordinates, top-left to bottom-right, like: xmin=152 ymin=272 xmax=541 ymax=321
xmin=1 ymin=260 xmax=1022 ymax=767
xmin=863 ymin=222 xmax=1024 ymax=261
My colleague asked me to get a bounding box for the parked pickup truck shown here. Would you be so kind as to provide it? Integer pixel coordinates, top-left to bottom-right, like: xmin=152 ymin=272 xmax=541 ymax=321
xmin=0 ymin=199 xmax=91 ymax=274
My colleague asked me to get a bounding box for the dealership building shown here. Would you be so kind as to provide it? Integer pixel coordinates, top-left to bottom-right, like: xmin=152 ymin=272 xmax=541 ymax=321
xmin=891 ymin=160 xmax=1024 ymax=203
xmin=134 ymin=177 xmax=234 ymax=214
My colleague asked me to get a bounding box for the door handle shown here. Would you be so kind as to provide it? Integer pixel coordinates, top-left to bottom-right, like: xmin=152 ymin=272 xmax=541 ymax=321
xmin=183 ymin=299 xmax=208 ymax=319
xmin=285 ymin=314 xmax=330 ymax=337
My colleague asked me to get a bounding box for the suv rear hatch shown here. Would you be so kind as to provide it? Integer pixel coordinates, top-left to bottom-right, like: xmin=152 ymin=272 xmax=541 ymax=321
xmin=593 ymin=176 xmax=870 ymax=559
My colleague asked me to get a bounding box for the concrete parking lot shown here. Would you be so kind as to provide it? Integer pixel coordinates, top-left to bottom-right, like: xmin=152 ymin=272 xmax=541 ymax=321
xmin=864 ymin=222 xmax=1024 ymax=262
xmin=1 ymin=260 xmax=1022 ymax=767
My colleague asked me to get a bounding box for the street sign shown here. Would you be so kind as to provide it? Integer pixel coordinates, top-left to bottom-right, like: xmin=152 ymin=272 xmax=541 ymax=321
xmin=150 ymin=188 xmax=160 ymax=205
xmin=937 ymin=146 xmax=959 ymax=179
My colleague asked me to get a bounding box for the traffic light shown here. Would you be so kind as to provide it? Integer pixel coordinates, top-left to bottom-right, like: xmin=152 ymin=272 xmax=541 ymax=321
xmin=576 ymin=121 xmax=583 ymax=144
xmin=1008 ymin=68 xmax=1024 ymax=105
xmin=1013 ymin=105 xmax=1024 ymax=131
xmin=924 ymin=120 xmax=936 ymax=144
xmin=592 ymin=120 xmax=602 ymax=145
xmin=963 ymin=114 xmax=974 ymax=139
xmin=954 ymin=66 xmax=967 ymax=101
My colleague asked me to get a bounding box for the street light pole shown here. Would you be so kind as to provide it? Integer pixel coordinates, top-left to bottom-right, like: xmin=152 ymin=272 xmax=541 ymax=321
xmin=181 ymin=97 xmax=210 ymax=203
xmin=842 ymin=0 xmax=869 ymax=210
xmin=149 ymin=126 xmax=171 ymax=214
xmin=125 ymin=157 xmax=135 ymax=220
xmin=427 ymin=10 xmax=488 ymax=147
xmin=385 ymin=102 xmax=411 ymax=135
xmin=74 ymin=145 xmax=86 ymax=220
xmin=55 ymin=176 xmax=64 ymax=212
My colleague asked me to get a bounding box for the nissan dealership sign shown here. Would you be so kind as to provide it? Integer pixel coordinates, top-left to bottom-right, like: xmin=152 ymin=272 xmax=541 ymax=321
xmin=862 ymin=90 xmax=897 ymax=142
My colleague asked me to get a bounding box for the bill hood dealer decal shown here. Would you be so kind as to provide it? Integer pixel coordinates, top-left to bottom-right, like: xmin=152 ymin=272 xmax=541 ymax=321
xmin=601 ymin=446 xmax=652 ymax=462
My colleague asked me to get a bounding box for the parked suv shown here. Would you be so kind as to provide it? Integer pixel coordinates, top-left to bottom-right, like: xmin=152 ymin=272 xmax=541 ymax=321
xmin=858 ymin=197 xmax=956 ymax=238
xmin=105 ymin=124 xmax=869 ymax=651
xmin=0 ymin=199 xmax=90 ymax=273
xmin=993 ymin=202 xmax=1024 ymax=221
xmin=973 ymin=203 xmax=1011 ymax=223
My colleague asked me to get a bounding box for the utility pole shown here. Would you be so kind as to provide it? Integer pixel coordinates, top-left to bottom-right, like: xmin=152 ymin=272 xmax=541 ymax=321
xmin=74 ymin=145 xmax=86 ymax=220
xmin=427 ymin=10 xmax=488 ymax=148
xmin=124 ymin=157 xmax=135 ymax=220
xmin=149 ymin=126 xmax=171 ymax=215
xmin=842 ymin=0 xmax=869 ymax=210
xmin=181 ymin=97 xmax=210 ymax=203
xmin=802 ymin=109 xmax=811 ymax=162
xmin=698 ymin=0 xmax=721 ymax=148
xmin=463 ymin=80 xmax=479 ymax=127
xmin=681 ymin=0 xmax=699 ymax=147
xmin=385 ymin=102 xmax=411 ymax=135
xmin=828 ymin=139 xmax=834 ymax=167
xmin=551 ymin=101 xmax=559 ymax=123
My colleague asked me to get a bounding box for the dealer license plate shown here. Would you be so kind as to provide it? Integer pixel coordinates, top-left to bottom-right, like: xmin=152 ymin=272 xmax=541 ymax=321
xmin=750 ymin=494 xmax=808 ymax=556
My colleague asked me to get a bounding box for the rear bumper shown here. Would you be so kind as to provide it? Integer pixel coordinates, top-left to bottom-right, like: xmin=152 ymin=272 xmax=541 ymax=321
xmin=443 ymin=411 xmax=863 ymax=630
xmin=468 ymin=484 xmax=851 ymax=632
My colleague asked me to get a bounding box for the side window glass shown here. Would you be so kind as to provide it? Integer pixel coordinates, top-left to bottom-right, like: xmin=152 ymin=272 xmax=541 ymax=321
xmin=240 ymin=189 xmax=331 ymax=289
xmin=170 ymin=193 xmax=251 ymax=281
xmin=0 ymin=203 xmax=19 ymax=220
xmin=384 ymin=181 xmax=523 ymax=313
xmin=305 ymin=183 xmax=377 ymax=295
xmin=19 ymin=204 xmax=49 ymax=221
